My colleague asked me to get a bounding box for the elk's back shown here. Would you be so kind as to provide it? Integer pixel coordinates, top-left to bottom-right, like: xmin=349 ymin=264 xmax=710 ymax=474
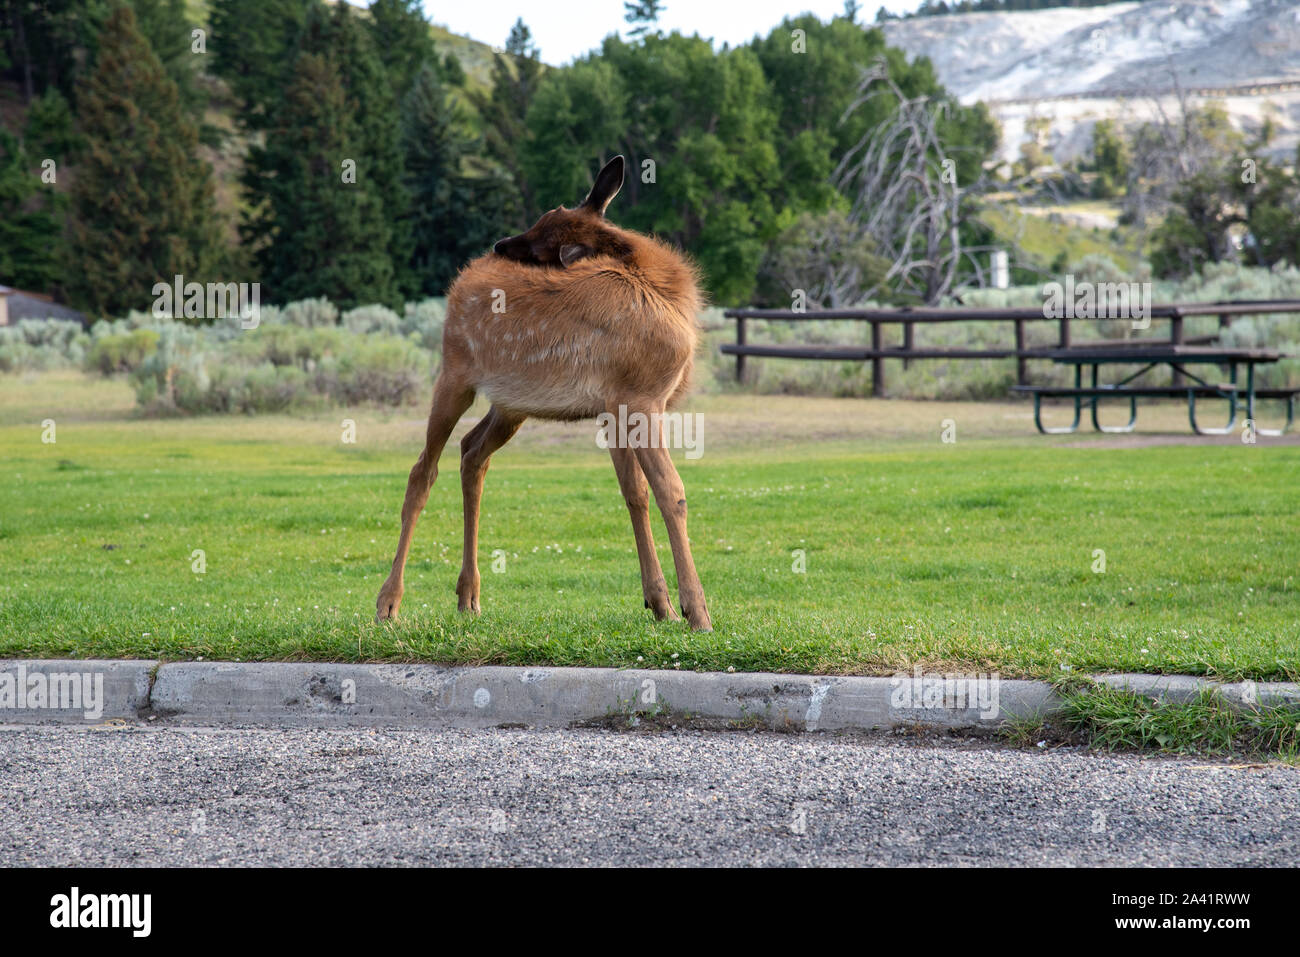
xmin=442 ymin=251 xmax=700 ymax=421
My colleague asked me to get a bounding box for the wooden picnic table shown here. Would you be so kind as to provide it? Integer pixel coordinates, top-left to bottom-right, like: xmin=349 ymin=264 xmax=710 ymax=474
xmin=1012 ymin=345 xmax=1296 ymax=436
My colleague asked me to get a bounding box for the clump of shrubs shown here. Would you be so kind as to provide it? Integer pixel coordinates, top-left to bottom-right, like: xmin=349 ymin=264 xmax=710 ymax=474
xmin=281 ymin=297 xmax=339 ymax=329
xmin=0 ymin=318 xmax=87 ymax=372
xmin=86 ymin=328 xmax=160 ymax=374
xmin=0 ymin=296 xmax=440 ymax=413
xmin=127 ymin=308 xmax=434 ymax=414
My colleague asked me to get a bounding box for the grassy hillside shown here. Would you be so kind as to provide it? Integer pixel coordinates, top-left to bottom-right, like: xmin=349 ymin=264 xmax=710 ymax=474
xmin=429 ymin=23 xmax=504 ymax=98
xmin=980 ymin=199 xmax=1144 ymax=274
xmin=187 ymin=0 xmax=506 ymax=87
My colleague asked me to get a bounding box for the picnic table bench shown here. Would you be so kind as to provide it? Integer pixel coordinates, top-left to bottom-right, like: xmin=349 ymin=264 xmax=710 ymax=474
xmin=718 ymin=301 xmax=1300 ymax=434
xmin=720 ymin=299 xmax=1300 ymax=395
xmin=1012 ymin=345 xmax=1297 ymax=436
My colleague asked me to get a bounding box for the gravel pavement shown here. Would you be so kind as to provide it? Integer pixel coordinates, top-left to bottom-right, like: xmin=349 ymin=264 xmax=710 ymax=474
xmin=2 ymin=724 xmax=1296 ymax=866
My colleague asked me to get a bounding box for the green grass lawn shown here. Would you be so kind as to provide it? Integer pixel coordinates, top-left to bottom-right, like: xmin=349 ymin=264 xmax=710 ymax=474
xmin=1 ymin=372 xmax=1296 ymax=680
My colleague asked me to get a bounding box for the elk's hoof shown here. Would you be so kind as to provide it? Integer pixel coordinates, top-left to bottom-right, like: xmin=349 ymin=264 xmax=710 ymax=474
xmin=682 ymin=605 xmax=712 ymax=632
xmin=375 ymin=587 xmax=402 ymax=623
xmin=456 ymin=572 xmax=481 ymax=614
xmin=646 ymin=596 xmax=680 ymax=621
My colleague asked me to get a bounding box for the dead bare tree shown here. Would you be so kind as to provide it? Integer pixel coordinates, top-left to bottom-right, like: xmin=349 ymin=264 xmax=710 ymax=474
xmin=1123 ymin=57 xmax=1243 ymax=229
xmin=834 ymin=57 xmax=994 ymax=304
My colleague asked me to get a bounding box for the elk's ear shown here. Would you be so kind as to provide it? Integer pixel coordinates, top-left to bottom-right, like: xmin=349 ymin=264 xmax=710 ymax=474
xmin=579 ymin=155 xmax=625 ymax=216
xmin=493 ymin=234 xmax=526 ymax=259
xmin=559 ymin=243 xmax=591 ymax=266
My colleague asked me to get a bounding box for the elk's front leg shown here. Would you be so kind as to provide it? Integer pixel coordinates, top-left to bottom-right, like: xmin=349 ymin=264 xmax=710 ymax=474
xmin=456 ymin=405 xmax=524 ymax=613
xmin=377 ymin=375 xmax=474 ymax=622
xmin=629 ymin=409 xmax=711 ymax=631
xmin=608 ymin=443 xmax=678 ymax=620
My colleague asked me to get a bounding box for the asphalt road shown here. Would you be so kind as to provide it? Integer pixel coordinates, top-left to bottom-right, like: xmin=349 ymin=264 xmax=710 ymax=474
xmin=1 ymin=724 xmax=1296 ymax=866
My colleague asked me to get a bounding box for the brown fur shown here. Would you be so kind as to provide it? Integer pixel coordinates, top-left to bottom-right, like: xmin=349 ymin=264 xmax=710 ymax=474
xmin=376 ymin=156 xmax=712 ymax=630
xmin=445 ymin=229 xmax=701 ymax=420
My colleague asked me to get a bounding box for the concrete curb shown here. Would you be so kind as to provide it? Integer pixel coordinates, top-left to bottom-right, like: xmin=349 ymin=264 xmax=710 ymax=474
xmin=145 ymin=663 xmax=1054 ymax=730
xmin=1094 ymin=673 xmax=1300 ymax=709
xmin=0 ymin=660 xmax=155 ymax=723
xmin=2 ymin=660 xmax=1297 ymax=731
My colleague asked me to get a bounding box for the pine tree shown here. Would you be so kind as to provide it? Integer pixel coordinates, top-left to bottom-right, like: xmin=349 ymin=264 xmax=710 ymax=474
xmin=402 ymin=64 xmax=514 ymax=295
xmin=23 ymin=87 xmax=80 ymax=159
xmin=129 ymin=0 xmax=206 ymax=126
xmin=241 ymin=2 xmax=415 ymax=306
xmin=313 ymin=3 xmax=414 ymax=296
xmin=403 ymin=65 xmax=465 ymax=293
xmin=470 ymin=18 xmax=542 ymax=226
xmin=0 ymin=127 xmax=64 ymax=292
xmin=0 ymin=0 xmax=104 ymax=102
xmin=624 ymin=0 xmax=665 ymax=37
xmin=244 ymin=51 xmax=394 ymax=306
xmin=209 ymin=0 xmax=316 ymax=130
xmin=63 ymin=2 xmax=224 ymax=318
xmin=366 ymin=0 xmax=437 ymax=99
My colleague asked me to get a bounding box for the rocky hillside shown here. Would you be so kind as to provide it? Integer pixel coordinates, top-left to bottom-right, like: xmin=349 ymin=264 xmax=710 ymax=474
xmin=883 ymin=0 xmax=1300 ymax=162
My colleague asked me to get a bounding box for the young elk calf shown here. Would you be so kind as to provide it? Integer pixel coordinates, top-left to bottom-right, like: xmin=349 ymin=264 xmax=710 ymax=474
xmin=375 ymin=156 xmax=712 ymax=630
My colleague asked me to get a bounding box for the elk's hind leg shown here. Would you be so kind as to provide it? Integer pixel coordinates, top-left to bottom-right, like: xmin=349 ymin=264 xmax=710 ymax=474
xmin=609 ymin=443 xmax=679 ymax=621
xmin=627 ymin=405 xmax=711 ymax=632
xmin=456 ymin=405 xmax=525 ymax=613
xmin=376 ymin=373 xmax=475 ymax=622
